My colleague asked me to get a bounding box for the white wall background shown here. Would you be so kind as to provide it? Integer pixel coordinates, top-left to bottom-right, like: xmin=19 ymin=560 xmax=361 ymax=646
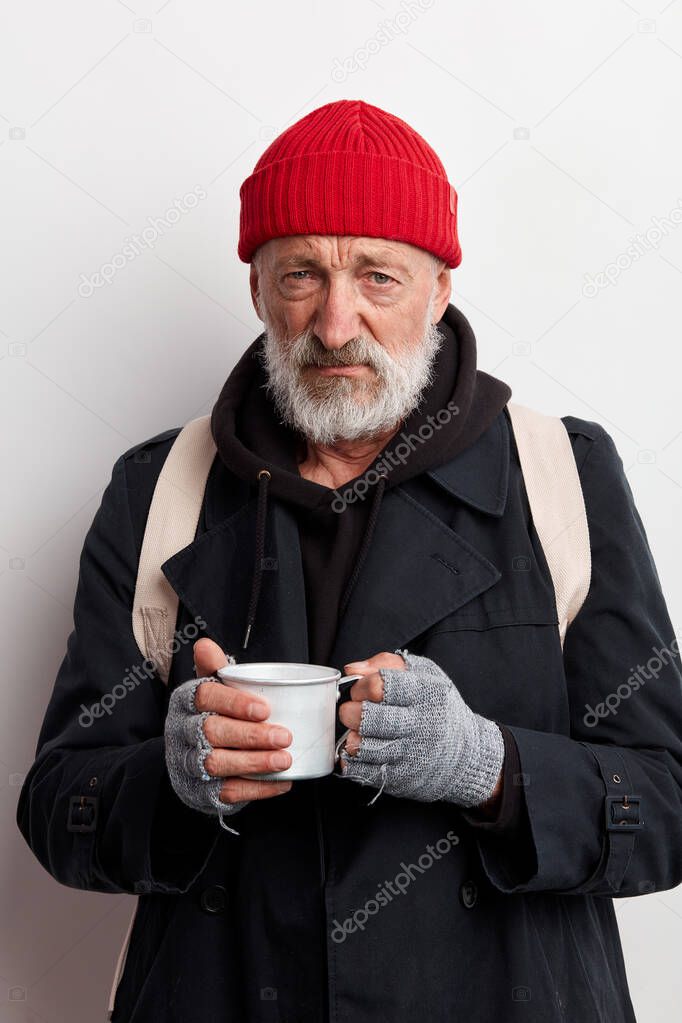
xmin=2 ymin=0 xmax=681 ymax=1019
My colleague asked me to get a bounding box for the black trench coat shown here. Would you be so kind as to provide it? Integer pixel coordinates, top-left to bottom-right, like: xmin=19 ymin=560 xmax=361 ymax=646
xmin=17 ymin=406 xmax=682 ymax=1022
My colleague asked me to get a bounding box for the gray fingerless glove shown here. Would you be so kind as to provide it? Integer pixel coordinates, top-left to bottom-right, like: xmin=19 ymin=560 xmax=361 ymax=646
xmin=338 ymin=650 xmax=504 ymax=808
xmin=164 ymin=675 xmax=249 ymax=832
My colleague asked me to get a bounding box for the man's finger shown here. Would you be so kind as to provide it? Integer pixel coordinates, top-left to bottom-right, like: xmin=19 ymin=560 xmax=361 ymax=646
xmin=343 ymin=729 xmax=361 ymax=757
xmin=338 ymin=701 xmax=363 ymax=730
xmin=339 ymin=699 xmax=412 ymax=735
xmin=205 ymin=746 xmax=292 ymax=777
xmin=220 ymin=778 xmax=292 ymax=803
xmin=343 ymin=651 xmax=405 ymax=674
xmin=345 ymin=672 xmax=385 ymax=703
xmin=194 ymin=679 xmax=271 ymax=721
xmin=203 ymin=714 xmax=292 ymax=751
xmin=193 ymin=637 xmax=231 ymax=677
xmin=192 ymin=638 xmax=270 ymax=719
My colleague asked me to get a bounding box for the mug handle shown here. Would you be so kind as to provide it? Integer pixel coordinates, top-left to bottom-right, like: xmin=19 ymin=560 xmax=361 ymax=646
xmin=335 ymin=673 xmax=362 ymax=701
xmin=334 ymin=674 xmax=362 ymax=762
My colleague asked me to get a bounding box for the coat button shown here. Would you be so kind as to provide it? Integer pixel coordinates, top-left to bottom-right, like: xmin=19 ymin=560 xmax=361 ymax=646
xmin=459 ymin=880 xmax=478 ymax=909
xmin=200 ymin=884 xmax=226 ymax=915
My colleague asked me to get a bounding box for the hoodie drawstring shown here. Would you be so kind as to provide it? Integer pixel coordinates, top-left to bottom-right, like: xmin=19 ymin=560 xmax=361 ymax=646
xmin=242 ymin=468 xmax=271 ymax=649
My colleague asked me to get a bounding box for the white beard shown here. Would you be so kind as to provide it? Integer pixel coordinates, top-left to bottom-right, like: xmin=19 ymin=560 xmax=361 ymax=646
xmin=257 ymin=292 xmax=445 ymax=445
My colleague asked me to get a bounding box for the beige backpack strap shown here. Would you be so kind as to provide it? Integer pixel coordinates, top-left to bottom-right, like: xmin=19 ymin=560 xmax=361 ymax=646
xmin=109 ymin=417 xmax=215 ymax=1015
xmin=506 ymin=402 xmax=591 ymax=647
xmin=131 ymin=414 xmax=216 ymax=685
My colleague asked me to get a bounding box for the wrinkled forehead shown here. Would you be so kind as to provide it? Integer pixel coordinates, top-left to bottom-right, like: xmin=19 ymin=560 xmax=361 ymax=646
xmin=255 ymin=236 xmax=432 ymax=275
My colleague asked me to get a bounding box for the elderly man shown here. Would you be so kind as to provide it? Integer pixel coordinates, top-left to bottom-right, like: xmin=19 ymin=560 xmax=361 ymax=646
xmin=17 ymin=100 xmax=682 ymax=1023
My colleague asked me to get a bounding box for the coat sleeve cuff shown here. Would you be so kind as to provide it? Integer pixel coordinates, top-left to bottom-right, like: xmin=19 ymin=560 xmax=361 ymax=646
xmin=469 ymin=724 xmax=609 ymax=894
xmin=95 ymin=736 xmax=222 ymax=894
xmin=147 ymin=756 xmax=223 ymax=893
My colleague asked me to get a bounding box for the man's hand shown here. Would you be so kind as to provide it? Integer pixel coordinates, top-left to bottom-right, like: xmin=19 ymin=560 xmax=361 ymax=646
xmin=193 ymin=639 xmax=294 ymax=803
xmin=336 ymin=648 xmax=505 ymax=809
xmin=164 ymin=639 xmax=293 ymax=823
xmin=337 ymin=650 xmax=405 ymax=756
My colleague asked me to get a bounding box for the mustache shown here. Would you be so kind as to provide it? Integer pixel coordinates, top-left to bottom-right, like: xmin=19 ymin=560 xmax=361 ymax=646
xmin=288 ymin=332 xmax=382 ymax=370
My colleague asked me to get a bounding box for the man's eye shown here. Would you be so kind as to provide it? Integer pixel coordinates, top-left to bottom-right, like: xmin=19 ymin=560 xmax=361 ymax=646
xmin=369 ymin=272 xmax=394 ymax=285
xmin=286 ymin=270 xmax=312 ymax=281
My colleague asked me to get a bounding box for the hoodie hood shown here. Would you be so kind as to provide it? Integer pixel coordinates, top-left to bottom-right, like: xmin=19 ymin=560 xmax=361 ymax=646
xmin=210 ymin=303 xmax=512 ymax=649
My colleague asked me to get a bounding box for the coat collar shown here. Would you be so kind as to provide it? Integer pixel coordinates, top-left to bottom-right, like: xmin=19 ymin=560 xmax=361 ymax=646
xmin=200 ymin=407 xmax=511 ymax=531
xmin=426 ymin=407 xmax=510 ymax=517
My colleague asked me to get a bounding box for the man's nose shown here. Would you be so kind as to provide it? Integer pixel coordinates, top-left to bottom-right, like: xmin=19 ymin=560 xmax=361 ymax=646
xmin=312 ymin=277 xmax=363 ymax=351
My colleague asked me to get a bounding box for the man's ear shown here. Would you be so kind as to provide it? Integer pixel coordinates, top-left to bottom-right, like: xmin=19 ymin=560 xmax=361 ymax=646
xmin=250 ymin=262 xmax=263 ymax=321
xmin=432 ymin=263 xmax=452 ymax=323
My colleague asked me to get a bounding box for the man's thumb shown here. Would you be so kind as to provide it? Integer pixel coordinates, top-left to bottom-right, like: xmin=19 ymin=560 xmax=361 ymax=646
xmin=193 ymin=637 xmax=232 ymax=678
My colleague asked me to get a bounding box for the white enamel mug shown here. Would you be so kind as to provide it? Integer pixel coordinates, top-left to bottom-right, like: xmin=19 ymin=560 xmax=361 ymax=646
xmin=216 ymin=662 xmax=362 ymax=780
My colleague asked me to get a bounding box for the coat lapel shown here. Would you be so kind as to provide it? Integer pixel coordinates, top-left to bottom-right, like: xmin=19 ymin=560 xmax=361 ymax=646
xmin=327 ymin=486 xmax=502 ymax=670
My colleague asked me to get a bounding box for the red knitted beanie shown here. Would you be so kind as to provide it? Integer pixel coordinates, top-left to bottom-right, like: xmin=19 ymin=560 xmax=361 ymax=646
xmin=238 ymin=99 xmax=462 ymax=268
